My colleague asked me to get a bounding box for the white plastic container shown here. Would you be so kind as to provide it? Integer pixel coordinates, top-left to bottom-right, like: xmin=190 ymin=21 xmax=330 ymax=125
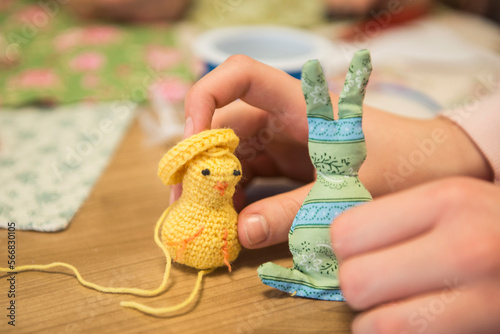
xmin=192 ymin=25 xmax=334 ymax=79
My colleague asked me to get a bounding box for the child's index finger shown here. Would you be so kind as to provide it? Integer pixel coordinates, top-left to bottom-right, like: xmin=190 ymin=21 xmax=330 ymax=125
xmin=184 ymin=55 xmax=304 ymax=136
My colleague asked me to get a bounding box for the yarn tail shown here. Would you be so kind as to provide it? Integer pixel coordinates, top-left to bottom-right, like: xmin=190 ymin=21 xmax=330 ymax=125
xmin=0 ymin=206 xmax=210 ymax=314
xmin=120 ymin=268 xmax=214 ymax=315
xmin=0 ymin=207 xmax=172 ymax=296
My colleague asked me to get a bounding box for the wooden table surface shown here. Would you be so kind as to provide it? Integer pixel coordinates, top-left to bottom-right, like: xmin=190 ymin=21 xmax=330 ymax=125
xmin=0 ymin=119 xmax=355 ymax=334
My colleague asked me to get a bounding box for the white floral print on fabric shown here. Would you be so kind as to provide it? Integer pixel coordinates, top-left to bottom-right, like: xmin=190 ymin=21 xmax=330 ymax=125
xmin=355 ymin=68 xmax=370 ymax=89
xmin=299 ymin=253 xmax=322 ymax=272
xmin=0 ymin=103 xmax=136 ymax=231
xmin=310 ymin=85 xmax=330 ymax=105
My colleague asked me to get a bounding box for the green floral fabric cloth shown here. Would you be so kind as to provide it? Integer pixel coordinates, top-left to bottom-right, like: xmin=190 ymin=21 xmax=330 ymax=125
xmin=0 ymin=103 xmax=136 ymax=231
xmin=0 ymin=0 xmax=194 ymax=107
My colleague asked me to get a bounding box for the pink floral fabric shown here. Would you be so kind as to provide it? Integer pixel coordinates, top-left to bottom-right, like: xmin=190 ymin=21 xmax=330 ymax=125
xmin=0 ymin=1 xmax=194 ymax=107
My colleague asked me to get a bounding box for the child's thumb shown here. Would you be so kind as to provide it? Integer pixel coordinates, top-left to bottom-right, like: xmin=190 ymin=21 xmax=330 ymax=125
xmin=238 ymin=183 xmax=313 ymax=249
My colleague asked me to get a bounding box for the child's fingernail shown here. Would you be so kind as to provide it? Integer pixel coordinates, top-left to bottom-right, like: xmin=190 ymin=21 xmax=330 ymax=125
xmin=183 ymin=117 xmax=193 ymax=139
xmin=169 ymin=184 xmax=182 ymax=205
xmin=244 ymin=214 xmax=269 ymax=246
xmin=169 ymin=190 xmax=176 ymax=205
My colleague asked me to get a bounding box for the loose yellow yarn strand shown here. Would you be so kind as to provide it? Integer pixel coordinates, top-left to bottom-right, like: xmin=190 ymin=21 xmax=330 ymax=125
xmin=0 ymin=207 xmax=172 ymax=297
xmin=0 ymin=206 xmax=216 ymax=314
xmin=120 ymin=268 xmax=215 ymax=315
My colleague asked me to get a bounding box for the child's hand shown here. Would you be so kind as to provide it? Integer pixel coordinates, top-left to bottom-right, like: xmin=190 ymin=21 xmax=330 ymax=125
xmin=332 ymin=177 xmax=500 ymax=334
xmin=184 ymin=55 xmax=315 ymax=247
xmin=184 ymin=55 xmax=310 ymax=160
xmin=182 ymin=55 xmax=492 ymax=249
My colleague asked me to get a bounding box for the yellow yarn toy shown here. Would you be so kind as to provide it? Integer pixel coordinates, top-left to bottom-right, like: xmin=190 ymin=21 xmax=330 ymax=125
xmin=0 ymin=128 xmax=242 ymax=316
xmin=158 ymin=128 xmax=242 ymax=270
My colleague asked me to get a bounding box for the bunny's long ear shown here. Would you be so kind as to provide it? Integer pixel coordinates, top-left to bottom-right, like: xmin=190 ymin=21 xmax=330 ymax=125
xmin=301 ymin=60 xmax=334 ymax=121
xmin=338 ymin=49 xmax=372 ymax=119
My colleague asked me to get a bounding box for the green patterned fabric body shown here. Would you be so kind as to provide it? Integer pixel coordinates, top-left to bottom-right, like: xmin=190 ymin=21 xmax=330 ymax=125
xmin=258 ymin=50 xmax=373 ymax=300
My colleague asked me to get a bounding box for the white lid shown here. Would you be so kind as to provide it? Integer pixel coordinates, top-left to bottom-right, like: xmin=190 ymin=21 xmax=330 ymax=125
xmin=192 ymin=25 xmax=335 ymax=74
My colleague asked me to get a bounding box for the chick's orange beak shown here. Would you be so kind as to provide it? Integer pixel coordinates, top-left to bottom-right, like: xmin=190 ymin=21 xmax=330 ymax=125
xmin=214 ymin=181 xmax=228 ymax=196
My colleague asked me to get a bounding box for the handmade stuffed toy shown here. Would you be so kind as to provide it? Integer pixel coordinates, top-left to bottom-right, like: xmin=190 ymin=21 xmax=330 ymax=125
xmin=157 ymin=128 xmax=242 ymax=271
xmin=258 ymin=49 xmax=373 ymax=300
xmin=0 ymin=128 xmax=242 ymax=315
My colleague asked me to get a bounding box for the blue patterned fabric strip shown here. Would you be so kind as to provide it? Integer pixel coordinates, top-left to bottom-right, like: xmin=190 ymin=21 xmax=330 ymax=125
xmin=290 ymin=201 xmax=362 ymax=232
xmin=260 ymin=278 xmax=346 ymax=301
xmin=307 ymin=116 xmax=364 ymax=142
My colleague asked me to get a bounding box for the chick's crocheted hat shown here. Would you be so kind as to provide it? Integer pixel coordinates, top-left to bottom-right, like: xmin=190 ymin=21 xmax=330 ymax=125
xmin=158 ymin=128 xmax=239 ymax=185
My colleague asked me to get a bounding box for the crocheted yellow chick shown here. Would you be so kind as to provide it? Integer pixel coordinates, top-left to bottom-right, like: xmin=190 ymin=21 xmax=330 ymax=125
xmin=158 ymin=129 xmax=242 ymax=271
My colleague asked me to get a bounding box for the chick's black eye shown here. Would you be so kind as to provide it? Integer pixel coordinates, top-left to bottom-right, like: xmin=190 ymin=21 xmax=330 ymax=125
xmin=201 ymin=169 xmax=210 ymax=176
xmin=233 ymin=170 xmax=241 ymax=176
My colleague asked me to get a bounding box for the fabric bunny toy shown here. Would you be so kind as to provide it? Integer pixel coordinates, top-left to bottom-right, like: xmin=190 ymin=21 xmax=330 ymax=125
xmin=258 ymin=50 xmax=373 ymax=300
